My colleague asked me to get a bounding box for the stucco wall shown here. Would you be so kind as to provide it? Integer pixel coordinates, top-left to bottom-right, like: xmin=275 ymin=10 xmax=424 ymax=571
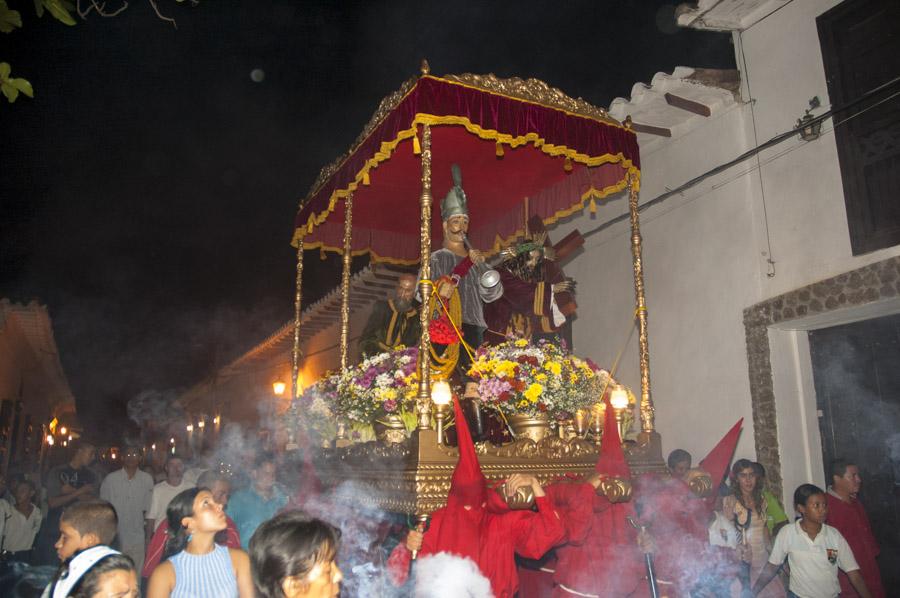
xmin=556 ymin=0 xmax=900 ymax=502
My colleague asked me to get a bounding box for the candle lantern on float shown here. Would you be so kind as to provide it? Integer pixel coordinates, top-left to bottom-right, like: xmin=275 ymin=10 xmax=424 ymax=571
xmin=273 ymin=380 xmax=287 ymax=396
xmin=431 ymin=380 xmax=452 ymax=445
xmin=285 ymin=63 xmax=664 ymax=518
xmin=610 ymin=385 xmax=631 ymax=441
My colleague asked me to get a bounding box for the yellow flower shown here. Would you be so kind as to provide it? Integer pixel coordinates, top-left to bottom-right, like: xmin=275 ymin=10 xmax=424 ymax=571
xmin=496 ymin=360 xmax=518 ymax=377
xmin=524 ymin=383 xmax=543 ymax=402
xmin=545 ymin=361 xmax=562 ymax=376
xmin=517 ymin=400 xmax=529 ymax=408
xmin=514 ymin=339 xmax=528 ymax=347
xmin=570 ymin=373 xmax=578 ymax=383
xmin=536 ymin=373 xmax=548 ymax=382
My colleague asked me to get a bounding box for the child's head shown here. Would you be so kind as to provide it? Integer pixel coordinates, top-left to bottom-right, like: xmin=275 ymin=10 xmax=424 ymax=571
xmin=56 ymin=500 xmax=119 ymax=562
xmin=249 ymin=510 xmax=342 ymax=598
xmin=51 ymin=546 xmax=138 ymax=598
xmin=794 ymin=483 xmax=828 ymax=524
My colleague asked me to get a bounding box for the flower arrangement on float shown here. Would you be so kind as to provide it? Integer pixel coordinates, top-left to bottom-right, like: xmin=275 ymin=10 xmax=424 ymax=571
xmin=467 ymin=339 xmax=636 ymax=440
xmin=335 ymin=346 xmax=419 ymax=433
xmin=291 ymin=372 xmax=340 ymax=447
xmin=293 ymin=346 xmax=420 ymax=444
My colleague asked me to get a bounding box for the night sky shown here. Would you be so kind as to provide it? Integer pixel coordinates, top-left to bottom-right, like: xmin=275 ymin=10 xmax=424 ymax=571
xmin=0 ymin=0 xmax=735 ymax=442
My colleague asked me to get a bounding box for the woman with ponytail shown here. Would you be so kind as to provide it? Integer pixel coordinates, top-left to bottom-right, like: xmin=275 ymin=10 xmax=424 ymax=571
xmin=147 ymin=487 xmax=253 ymax=598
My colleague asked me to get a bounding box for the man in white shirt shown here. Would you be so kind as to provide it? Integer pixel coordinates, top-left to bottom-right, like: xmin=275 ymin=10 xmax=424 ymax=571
xmin=145 ymin=455 xmax=193 ymax=541
xmin=0 ymin=479 xmax=42 ymax=562
xmin=100 ymin=446 xmax=154 ymax=565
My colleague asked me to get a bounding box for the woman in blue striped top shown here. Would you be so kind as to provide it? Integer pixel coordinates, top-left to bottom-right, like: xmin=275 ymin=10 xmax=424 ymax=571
xmin=147 ymin=487 xmax=254 ymax=598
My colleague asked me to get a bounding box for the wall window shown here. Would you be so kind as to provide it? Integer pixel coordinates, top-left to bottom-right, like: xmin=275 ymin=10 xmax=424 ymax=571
xmin=817 ymin=0 xmax=900 ymax=255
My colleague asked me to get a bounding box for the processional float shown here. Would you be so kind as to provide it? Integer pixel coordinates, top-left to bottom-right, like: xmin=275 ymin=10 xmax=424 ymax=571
xmin=289 ymin=61 xmax=664 ymax=518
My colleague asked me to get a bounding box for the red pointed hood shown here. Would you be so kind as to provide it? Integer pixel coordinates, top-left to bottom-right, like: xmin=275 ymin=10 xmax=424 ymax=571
xmin=596 ymin=399 xmax=630 ymax=478
xmin=448 ymin=395 xmax=488 ymax=509
xmin=699 ymin=418 xmax=743 ymax=492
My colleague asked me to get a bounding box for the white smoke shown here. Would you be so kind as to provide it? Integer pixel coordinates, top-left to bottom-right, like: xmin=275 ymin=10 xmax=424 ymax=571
xmin=413 ymin=553 xmax=493 ymax=598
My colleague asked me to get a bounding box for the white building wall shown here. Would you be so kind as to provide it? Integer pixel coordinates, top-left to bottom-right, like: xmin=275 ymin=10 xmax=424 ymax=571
xmin=556 ymin=0 xmax=900 ymax=501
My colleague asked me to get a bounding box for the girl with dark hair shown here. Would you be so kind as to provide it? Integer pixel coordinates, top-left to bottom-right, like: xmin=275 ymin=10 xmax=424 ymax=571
xmin=147 ymin=487 xmax=253 ymax=598
xmin=723 ymin=458 xmax=786 ymax=597
xmin=248 ymin=510 xmax=342 ymax=598
xmin=752 ymin=484 xmax=872 ymax=597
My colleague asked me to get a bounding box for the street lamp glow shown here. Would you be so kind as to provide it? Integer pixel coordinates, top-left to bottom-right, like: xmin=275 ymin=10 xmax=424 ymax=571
xmin=186 ymin=424 xmax=194 ymax=433
xmin=60 ymin=426 xmax=67 ymax=436
xmin=151 ymin=443 xmax=157 ymax=450
xmin=197 ymin=420 xmax=205 ymax=429
xmin=273 ymin=380 xmax=287 ymax=396
xmin=170 ymin=437 xmax=175 ymax=444
xmin=47 ymin=434 xmax=54 ymax=446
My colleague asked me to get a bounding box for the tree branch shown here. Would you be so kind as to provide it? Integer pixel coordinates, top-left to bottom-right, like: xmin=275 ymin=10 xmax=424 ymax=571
xmin=77 ymin=0 xmax=129 ymax=18
xmin=146 ymin=0 xmax=177 ymax=29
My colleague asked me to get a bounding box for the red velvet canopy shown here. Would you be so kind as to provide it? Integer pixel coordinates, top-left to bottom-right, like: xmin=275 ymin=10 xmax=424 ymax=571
xmin=293 ymin=73 xmax=640 ymax=263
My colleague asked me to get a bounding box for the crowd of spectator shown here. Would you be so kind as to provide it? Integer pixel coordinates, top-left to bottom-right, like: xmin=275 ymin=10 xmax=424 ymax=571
xmin=0 ymin=436 xmax=886 ymax=598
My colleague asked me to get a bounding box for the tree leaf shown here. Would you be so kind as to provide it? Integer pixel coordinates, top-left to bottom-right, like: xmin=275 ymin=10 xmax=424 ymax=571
xmin=0 ymin=62 xmax=10 ymax=79
xmin=34 ymin=0 xmax=43 ymax=18
xmin=10 ymin=77 xmax=33 ymax=97
xmin=44 ymin=0 xmax=76 ymax=25
xmin=0 ymin=2 xmax=23 ymax=33
xmin=1 ymin=81 xmax=19 ymax=102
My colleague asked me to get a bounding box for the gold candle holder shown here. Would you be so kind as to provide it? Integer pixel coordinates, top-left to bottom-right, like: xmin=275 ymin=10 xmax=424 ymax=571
xmin=610 ymin=385 xmax=630 ymax=441
xmin=591 ymin=402 xmax=605 ymax=446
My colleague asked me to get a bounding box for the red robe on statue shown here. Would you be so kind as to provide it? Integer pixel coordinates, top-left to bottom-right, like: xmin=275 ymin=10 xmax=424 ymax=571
xmin=826 ymin=490 xmax=885 ymax=598
xmin=484 ymin=266 xmax=565 ymax=345
xmin=544 ymin=399 xmax=644 ymax=597
xmin=387 ymin=396 xmax=565 ymax=598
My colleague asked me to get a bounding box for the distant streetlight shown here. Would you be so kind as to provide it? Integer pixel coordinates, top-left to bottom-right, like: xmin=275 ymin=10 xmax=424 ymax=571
xmin=273 ymin=380 xmax=287 ymax=396
xmin=60 ymin=426 xmax=68 ymax=436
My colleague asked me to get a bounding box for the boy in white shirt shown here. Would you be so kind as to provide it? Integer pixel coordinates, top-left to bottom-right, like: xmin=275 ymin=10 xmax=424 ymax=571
xmin=752 ymin=483 xmax=872 ymax=598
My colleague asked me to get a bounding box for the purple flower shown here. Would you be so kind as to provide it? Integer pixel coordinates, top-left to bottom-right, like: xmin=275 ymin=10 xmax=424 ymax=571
xmin=384 ymin=399 xmax=398 ymax=412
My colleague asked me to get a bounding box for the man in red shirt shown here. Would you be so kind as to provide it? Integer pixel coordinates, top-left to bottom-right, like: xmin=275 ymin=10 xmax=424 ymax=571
xmin=826 ymin=459 xmax=885 ymax=598
xmin=388 ymin=395 xmax=565 ymax=598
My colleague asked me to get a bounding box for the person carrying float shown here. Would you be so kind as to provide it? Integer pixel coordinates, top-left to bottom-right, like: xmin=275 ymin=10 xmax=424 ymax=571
xmin=540 ymin=397 xmax=644 ymax=597
xmin=634 ymin=419 xmax=743 ymax=596
xmin=387 ymin=395 xmax=565 ymax=598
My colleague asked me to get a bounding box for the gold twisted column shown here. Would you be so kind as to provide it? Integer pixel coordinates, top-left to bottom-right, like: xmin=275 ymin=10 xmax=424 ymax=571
xmin=415 ymin=124 xmax=433 ymax=430
xmin=628 ymin=176 xmax=655 ymax=433
xmin=291 ymin=238 xmax=304 ymax=399
xmin=339 ymin=193 xmax=354 ymax=371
